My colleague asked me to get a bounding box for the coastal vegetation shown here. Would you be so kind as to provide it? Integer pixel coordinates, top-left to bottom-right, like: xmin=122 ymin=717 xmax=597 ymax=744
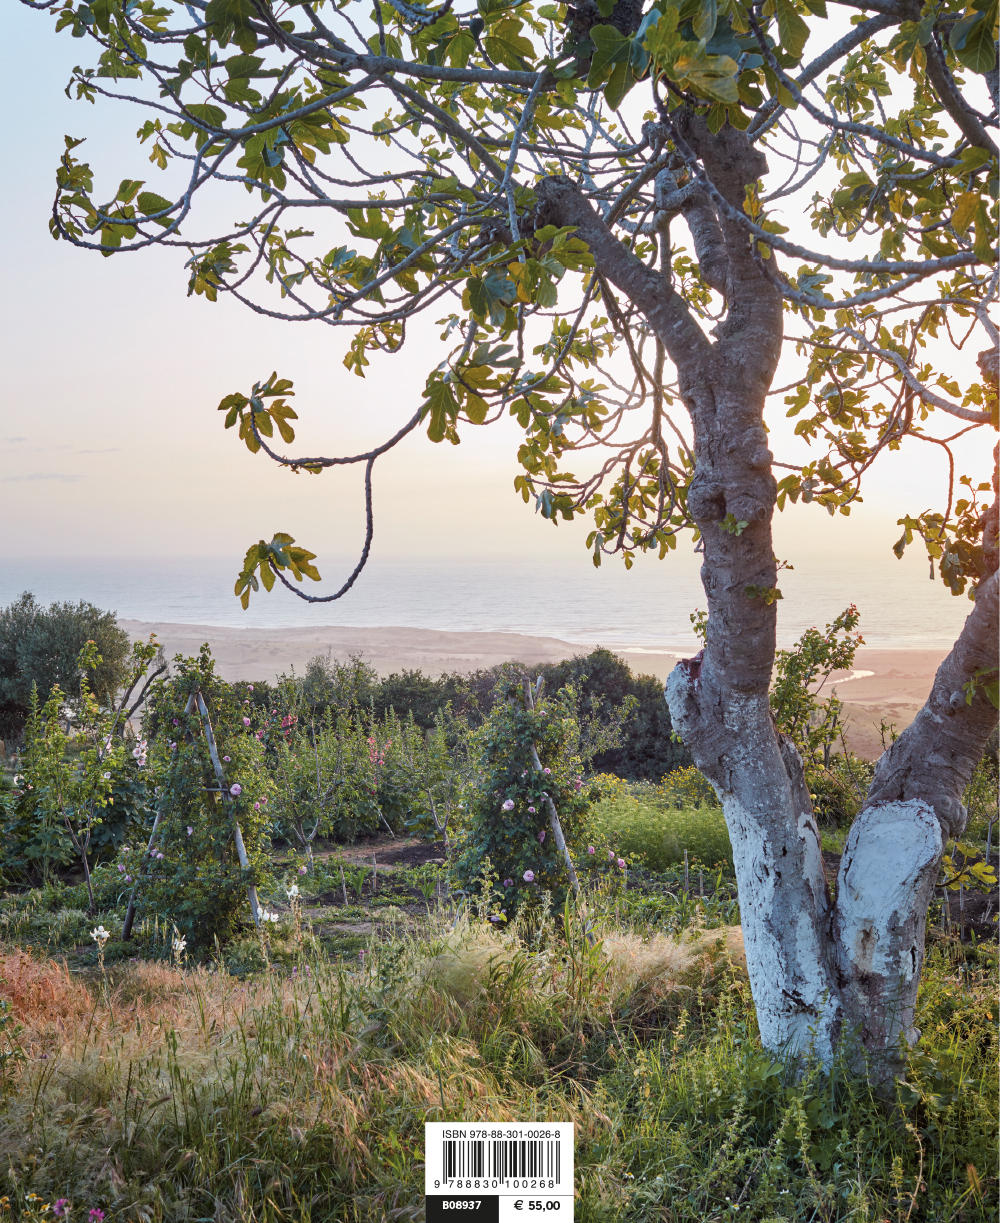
xmin=17 ymin=0 xmax=998 ymax=1076
xmin=1 ymin=609 xmax=997 ymax=1219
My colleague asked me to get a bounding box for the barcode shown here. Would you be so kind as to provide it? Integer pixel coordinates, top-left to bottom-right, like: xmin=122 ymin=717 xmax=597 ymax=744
xmin=443 ymin=1139 xmax=561 ymax=1183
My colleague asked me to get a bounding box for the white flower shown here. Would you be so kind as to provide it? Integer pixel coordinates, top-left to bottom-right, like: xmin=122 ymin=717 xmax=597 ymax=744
xmin=285 ymin=884 xmax=300 ymax=900
xmin=90 ymin=925 xmax=110 ymax=946
xmin=172 ymin=935 xmax=187 ymax=953
xmin=258 ymin=909 xmax=281 ymax=925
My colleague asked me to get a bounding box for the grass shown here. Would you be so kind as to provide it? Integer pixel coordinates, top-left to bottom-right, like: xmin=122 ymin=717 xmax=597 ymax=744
xmin=1 ymin=879 xmax=996 ymax=1223
xmin=592 ymin=777 xmax=732 ymax=871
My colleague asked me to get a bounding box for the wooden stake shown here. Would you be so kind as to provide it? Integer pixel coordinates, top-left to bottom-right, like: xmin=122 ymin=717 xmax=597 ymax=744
xmin=122 ymin=693 xmax=195 ymax=940
xmin=197 ymin=692 xmax=262 ymax=927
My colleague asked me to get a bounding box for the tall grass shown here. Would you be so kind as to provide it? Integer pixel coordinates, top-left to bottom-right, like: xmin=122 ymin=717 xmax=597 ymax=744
xmin=592 ymin=774 xmax=732 ymax=869
xmin=1 ymin=911 xmax=995 ymax=1222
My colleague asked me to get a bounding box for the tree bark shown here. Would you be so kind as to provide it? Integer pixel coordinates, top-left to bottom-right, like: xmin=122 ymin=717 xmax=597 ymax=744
xmin=541 ymin=118 xmax=998 ymax=1073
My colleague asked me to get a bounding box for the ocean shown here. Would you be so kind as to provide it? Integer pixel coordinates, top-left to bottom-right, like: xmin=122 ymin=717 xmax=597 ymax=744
xmin=0 ymin=550 xmax=972 ymax=652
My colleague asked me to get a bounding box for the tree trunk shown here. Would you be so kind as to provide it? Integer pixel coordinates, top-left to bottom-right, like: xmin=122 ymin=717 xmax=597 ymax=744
xmin=538 ymin=117 xmax=998 ymax=1075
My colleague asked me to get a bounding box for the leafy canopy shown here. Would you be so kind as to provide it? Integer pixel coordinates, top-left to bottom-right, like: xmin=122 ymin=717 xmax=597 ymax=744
xmin=25 ymin=0 xmax=998 ymax=598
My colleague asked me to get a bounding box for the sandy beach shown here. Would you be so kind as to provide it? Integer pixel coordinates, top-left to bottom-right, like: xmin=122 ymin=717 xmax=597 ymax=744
xmin=122 ymin=619 xmax=946 ymax=760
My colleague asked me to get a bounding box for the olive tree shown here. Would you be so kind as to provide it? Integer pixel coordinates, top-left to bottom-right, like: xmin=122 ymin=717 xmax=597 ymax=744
xmin=22 ymin=0 xmax=998 ymax=1072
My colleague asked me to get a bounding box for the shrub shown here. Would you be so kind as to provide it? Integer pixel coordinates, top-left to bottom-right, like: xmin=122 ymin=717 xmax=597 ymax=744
xmin=0 ymin=593 xmax=130 ymax=743
xmin=592 ymin=780 xmax=732 ymax=871
xmin=454 ymin=668 xmax=597 ymax=914
xmin=127 ymin=647 xmax=272 ymax=946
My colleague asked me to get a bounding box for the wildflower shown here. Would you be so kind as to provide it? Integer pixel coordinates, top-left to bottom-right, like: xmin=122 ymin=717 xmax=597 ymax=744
xmin=89 ymin=1210 xmax=105 ymax=1222
xmin=528 ymin=806 xmax=536 ymax=814
xmin=538 ymin=830 xmax=546 ymax=843
xmin=298 ymin=864 xmax=307 ymax=875
xmin=502 ymin=798 xmax=515 ymax=811
xmin=222 ymin=755 xmax=231 ymax=762
xmin=242 ymin=717 xmax=251 ymax=727
xmin=187 ymin=826 xmax=193 ymax=836
xmin=124 ymin=875 xmax=132 ymax=883
xmin=103 ymin=771 xmax=111 ymax=780
xmin=172 ymin=935 xmax=187 ymax=954
xmin=117 ymin=863 xmax=125 ymax=873
xmin=543 ymin=767 xmax=551 ymax=775
xmin=90 ymin=925 xmax=110 ymax=946
xmin=617 ymin=858 xmax=626 ymax=869
xmin=230 ymin=783 xmax=242 ymax=797
xmin=608 ymin=849 xmax=615 ymax=860
xmin=54 ymin=1202 xmax=70 ymax=1218
xmin=172 ymin=719 xmax=178 ymax=726
xmin=169 ymin=741 xmax=176 ymax=750
xmin=358 ymin=949 xmax=365 ymax=961
xmin=587 ymin=845 xmax=595 ymax=855
xmin=248 ymin=685 xmax=254 ymax=693
xmin=523 ymin=870 xmax=535 ymax=883
xmin=155 ymin=851 xmax=165 ymax=860
xmin=256 ymin=730 xmax=264 ymax=740
xmin=489 ymin=915 xmax=502 ymax=923
xmin=286 ymin=883 xmax=300 ymax=900
xmin=574 ymin=778 xmax=583 ymax=791
xmin=254 ymin=801 xmax=261 ymax=810
xmin=503 ymin=878 xmax=513 ymax=888
xmin=258 ymin=909 xmax=280 ymax=924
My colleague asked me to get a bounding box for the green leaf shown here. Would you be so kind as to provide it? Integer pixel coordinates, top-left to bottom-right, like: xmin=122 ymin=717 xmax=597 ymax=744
xmin=950 ymin=6 xmax=1000 ymax=74
xmin=775 ymin=0 xmax=810 ymax=58
xmin=693 ymin=0 xmax=718 ymax=43
xmin=137 ymin=191 xmax=172 ymax=216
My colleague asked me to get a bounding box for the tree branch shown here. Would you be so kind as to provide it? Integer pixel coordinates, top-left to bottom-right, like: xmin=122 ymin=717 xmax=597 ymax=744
xmin=865 ymin=567 xmax=999 ymax=838
xmin=534 ymin=175 xmax=712 ymax=375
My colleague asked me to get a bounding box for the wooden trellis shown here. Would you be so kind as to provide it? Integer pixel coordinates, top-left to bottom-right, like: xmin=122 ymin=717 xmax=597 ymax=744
xmin=122 ymin=689 xmax=261 ymax=939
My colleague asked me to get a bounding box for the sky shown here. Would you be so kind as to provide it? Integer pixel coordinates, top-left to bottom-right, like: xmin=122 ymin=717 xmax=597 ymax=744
xmin=1 ymin=5 xmax=991 ymax=604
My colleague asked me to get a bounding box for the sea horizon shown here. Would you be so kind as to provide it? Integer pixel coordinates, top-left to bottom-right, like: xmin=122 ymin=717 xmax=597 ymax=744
xmin=1 ymin=550 xmax=972 ymax=653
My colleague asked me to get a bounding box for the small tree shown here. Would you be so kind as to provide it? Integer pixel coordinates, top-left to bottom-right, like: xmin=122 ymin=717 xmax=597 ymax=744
xmin=12 ymin=637 xmax=161 ymax=906
xmin=0 ymin=594 xmax=130 ymax=742
xmin=128 ymin=647 xmax=272 ymax=945
xmin=456 ymin=669 xmax=594 ymax=914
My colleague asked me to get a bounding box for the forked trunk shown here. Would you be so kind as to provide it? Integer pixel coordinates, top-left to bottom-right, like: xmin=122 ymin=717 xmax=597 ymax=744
xmin=536 ymin=118 xmax=998 ymax=1075
xmin=666 ymin=363 xmax=998 ymax=1070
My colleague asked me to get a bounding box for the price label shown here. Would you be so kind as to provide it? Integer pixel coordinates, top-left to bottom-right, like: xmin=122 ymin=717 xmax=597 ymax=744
xmin=425 ymin=1123 xmax=574 ymax=1222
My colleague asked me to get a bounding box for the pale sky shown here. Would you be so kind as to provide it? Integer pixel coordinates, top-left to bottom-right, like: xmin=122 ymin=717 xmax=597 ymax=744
xmin=2 ymin=6 xmax=991 ymax=598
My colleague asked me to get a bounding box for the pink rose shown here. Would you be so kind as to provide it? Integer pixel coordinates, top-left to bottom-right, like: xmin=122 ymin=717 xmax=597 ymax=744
xmin=502 ymin=799 xmax=515 ymax=812
xmin=230 ymin=783 xmax=242 ymax=797
xmin=242 ymin=717 xmax=251 ymax=727
xmin=617 ymin=858 xmax=626 ymax=869
xmin=538 ymin=830 xmax=546 ymax=843
xmin=523 ymin=870 xmax=535 ymax=883
xmin=587 ymin=845 xmax=595 ymax=855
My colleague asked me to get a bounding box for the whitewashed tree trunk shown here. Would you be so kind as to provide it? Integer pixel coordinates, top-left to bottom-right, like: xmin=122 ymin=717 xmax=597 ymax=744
xmin=539 ymin=111 xmax=999 ymax=1075
xmin=667 ymin=574 xmax=998 ymax=1072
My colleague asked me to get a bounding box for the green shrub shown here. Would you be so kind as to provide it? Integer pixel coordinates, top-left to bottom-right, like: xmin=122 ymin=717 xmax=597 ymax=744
xmin=454 ymin=668 xmax=597 ymax=914
xmin=126 ymin=648 xmax=273 ymax=946
xmin=0 ymin=592 xmax=130 ymax=743
xmin=593 ymin=780 xmax=732 ymax=870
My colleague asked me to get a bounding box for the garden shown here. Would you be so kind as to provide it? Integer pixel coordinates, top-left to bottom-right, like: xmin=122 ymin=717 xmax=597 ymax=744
xmin=0 ymin=609 xmax=997 ymax=1222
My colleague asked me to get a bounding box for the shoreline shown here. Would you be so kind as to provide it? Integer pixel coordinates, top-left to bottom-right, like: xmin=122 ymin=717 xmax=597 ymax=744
xmin=122 ymin=620 xmax=945 ymax=760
